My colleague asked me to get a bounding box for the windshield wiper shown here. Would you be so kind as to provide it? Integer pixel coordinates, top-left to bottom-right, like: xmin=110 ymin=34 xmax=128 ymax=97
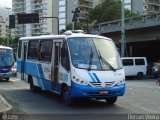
xmin=98 ymin=50 xmax=116 ymax=72
xmin=88 ymin=47 xmax=93 ymax=71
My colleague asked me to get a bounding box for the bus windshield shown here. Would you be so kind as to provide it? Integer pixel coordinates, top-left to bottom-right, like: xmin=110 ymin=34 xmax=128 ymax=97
xmin=0 ymin=49 xmax=14 ymax=68
xmin=68 ymin=37 xmax=123 ymax=70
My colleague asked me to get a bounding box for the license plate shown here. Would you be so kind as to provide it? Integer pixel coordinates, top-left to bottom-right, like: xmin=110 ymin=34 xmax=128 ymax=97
xmin=99 ymin=90 xmax=108 ymax=94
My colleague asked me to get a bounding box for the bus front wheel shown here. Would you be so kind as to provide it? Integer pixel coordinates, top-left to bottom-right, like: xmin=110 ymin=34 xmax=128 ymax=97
xmin=62 ymin=87 xmax=73 ymax=106
xmin=105 ymin=97 xmax=117 ymax=105
xmin=5 ymin=78 xmax=9 ymax=82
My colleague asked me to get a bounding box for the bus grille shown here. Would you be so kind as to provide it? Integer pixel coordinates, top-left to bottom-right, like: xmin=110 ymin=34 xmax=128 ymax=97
xmin=89 ymin=82 xmax=115 ymax=88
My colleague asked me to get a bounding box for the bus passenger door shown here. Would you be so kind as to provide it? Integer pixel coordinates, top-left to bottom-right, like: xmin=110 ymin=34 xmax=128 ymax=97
xmin=51 ymin=41 xmax=62 ymax=91
xmin=17 ymin=41 xmax=27 ymax=81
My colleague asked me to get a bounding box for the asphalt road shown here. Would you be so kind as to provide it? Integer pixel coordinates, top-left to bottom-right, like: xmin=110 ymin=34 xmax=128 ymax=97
xmin=0 ymin=77 xmax=160 ymax=120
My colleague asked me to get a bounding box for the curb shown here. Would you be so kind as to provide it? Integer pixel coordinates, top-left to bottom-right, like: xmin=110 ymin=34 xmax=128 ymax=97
xmin=0 ymin=95 xmax=12 ymax=113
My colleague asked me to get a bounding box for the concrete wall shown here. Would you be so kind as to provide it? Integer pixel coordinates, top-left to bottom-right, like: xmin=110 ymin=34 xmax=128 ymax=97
xmin=131 ymin=0 xmax=144 ymax=15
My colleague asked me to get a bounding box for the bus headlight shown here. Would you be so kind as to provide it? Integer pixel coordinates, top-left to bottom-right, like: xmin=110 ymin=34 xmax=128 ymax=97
xmin=116 ymin=79 xmax=125 ymax=85
xmin=74 ymin=78 xmax=88 ymax=85
xmin=80 ymin=80 xmax=88 ymax=85
xmin=75 ymin=78 xmax=80 ymax=82
xmin=11 ymin=67 xmax=16 ymax=73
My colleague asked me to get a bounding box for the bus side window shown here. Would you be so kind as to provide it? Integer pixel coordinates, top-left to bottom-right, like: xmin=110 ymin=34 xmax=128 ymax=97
xmin=39 ymin=40 xmax=52 ymax=62
xmin=61 ymin=41 xmax=70 ymax=71
xmin=27 ymin=41 xmax=39 ymax=60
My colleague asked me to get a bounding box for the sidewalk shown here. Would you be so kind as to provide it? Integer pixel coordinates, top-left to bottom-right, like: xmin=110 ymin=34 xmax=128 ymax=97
xmin=0 ymin=95 xmax=12 ymax=114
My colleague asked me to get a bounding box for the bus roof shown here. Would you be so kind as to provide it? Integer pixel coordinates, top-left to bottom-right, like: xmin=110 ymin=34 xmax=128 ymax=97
xmin=0 ymin=45 xmax=13 ymax=50
xmin=19 ymin=30 xmax=111 ymax=41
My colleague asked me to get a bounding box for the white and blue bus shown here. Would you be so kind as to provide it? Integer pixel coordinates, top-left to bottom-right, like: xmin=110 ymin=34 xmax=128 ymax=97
xmin=0 ymin=45 xmax=14 ymax=81
xmin=17 ymin=30 xmax=125 ymax=105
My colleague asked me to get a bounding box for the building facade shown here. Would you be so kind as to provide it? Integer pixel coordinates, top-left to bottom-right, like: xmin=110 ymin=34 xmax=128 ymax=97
xmin=0 ymin=16 xmax=8 ymax=38
xmin=58 ymin=0 xmax=101 ymax=31
xmin=12 ymin=0 xmax=59 ymax=37
xmin=131 ymin=0 xmax=160 ymax=15
xmin=12 ymin=0 xmax=101 ymax=37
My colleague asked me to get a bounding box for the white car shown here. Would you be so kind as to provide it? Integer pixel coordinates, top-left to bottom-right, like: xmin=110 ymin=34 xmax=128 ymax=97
xmin=121 ymin=57 xmax=148 ymax=79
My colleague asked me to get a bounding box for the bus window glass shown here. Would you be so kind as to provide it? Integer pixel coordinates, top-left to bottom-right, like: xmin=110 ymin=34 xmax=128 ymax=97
xmin=0 ymin=49 xmax=14 ymax=67
xmin=68 ymin=37 xmax=122 ymax=70
xmin=39 ymin=40 xmax=52 ymax=62
xmin=93 ymin=38 xmax=122 ymax=69
xmin=27 ymin=41 xmax=39 ymax=60
xmin=61 ymin=41 xmax=70 ymax=71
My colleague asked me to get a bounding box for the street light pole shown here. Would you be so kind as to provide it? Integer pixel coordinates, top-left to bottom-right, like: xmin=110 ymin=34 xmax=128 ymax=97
xmin=5 ymin=7 xmax=11 ymax=46
xmin=121 ymin=0 xmax=126 ymax=57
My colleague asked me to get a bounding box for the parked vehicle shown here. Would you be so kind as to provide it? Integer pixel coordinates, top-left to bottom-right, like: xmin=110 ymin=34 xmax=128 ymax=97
xmin=121 ymin=57 xmax=147 ymax=79
xmin=17 ymin=30 xmax=126 ymax=105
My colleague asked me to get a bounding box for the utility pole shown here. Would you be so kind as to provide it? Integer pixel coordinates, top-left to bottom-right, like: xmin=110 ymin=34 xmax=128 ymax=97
xmin=5 ymin=7 xmax=11 ymax=46
xmin=121 ymin=0 xmax=126 ymax=57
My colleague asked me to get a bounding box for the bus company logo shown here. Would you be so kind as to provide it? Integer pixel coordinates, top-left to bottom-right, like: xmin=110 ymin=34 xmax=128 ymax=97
xmin=114 ymin=73 xmax=122 ymax=76
xmin=2 ymin=113 xmax=7 ymax=120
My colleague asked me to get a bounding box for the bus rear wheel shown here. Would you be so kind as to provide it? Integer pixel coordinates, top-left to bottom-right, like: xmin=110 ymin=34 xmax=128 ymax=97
xmin=105 ymin=97 xmax=117 ymax=105
xmin=29 ymin=77 xmax=41 ymax=92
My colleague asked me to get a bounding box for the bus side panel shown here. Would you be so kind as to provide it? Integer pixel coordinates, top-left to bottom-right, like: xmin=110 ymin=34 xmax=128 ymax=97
xmin=32 ymin=77 xmax=52 ymax=91
xmin=24 ymin=61 xmax=53 ymax=91
xmin=24 ymin=61 xmax=51 ymax=80
xmin=16 ymin=59 xmax=24 ymax=80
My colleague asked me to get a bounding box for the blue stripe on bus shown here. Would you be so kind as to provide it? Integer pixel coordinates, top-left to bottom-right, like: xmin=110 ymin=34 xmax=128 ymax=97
xmin=37 ymin=64 xmax=45 ymax=79
xmin=92 ymin=73 xmax=101 ymax=83
xmin=0 ymin=68 xmax=11 ymax=73
xmin=36 ymin=78 xmax=42 ymax=88
xmin=88 ymin=72 xmax=97 ymax=82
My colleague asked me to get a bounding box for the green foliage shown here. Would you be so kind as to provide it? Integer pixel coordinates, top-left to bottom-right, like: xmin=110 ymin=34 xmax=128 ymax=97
xmin=89 ymin=0 xmax=138 ymax=23
xmin=0 ymin=37 xmax=7 ymax=45
xmin=60 ymin=22 xmax=86 ymax=34
xmin=60 ymin=29 xmax=66 ymax=34
xmin=125 ymin=9 xmax=138 ymax=18
xmin=0 ymin=37 xmax=19 ymax=47
xmin=66 ymin=23 xmax=72 ymax=30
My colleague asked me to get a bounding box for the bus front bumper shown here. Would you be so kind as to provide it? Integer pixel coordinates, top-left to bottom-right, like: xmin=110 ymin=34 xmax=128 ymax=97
xmin=71 ymin=82 xmax=125 ymax=98
xmin=0 ymin=72 xmax=13 ymax=79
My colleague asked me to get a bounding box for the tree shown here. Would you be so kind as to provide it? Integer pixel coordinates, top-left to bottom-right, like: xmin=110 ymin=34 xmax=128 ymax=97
xmin=89 ymin=0 xmax=138 ymax=24
xmin=0 ymin=37 xmax=7 ymax=45
xmin=0 ymin=37 xmax=19 ymax=47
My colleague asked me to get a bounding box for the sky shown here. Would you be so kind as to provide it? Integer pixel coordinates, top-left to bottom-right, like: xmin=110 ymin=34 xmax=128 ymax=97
xmin=0 ymin=0 xmax=12 ymax=18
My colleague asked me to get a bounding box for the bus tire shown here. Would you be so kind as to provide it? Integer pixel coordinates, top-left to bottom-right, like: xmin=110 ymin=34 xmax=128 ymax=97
xmin=30 ymin=82 xmax=36 ymax=92
xmin=62 ymin=87 xmax=73 ymax=106
xmin=105 ymin=97 xmax=117 ymax=105
xmin=29 ymin=77 xmax=41 ymax=92
xmin=5 ymin=78 xmax=9 ymax=82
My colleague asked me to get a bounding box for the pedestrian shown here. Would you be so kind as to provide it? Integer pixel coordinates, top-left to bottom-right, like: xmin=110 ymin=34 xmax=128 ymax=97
xmin=156 ymin=60 xmax=160 ymax=86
